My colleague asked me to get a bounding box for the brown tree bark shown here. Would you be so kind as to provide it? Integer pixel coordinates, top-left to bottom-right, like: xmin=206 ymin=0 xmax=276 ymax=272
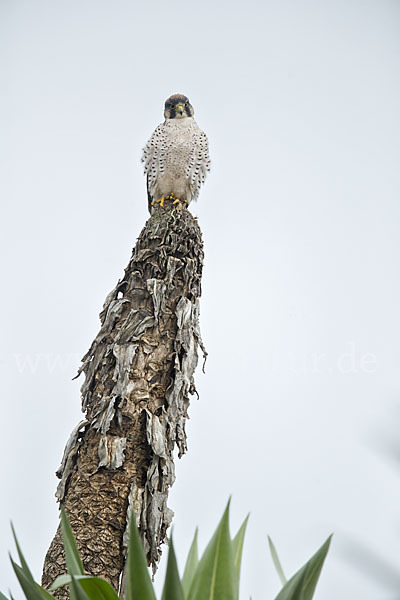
xmin=41 ymin=204 xmax=205 ymax=597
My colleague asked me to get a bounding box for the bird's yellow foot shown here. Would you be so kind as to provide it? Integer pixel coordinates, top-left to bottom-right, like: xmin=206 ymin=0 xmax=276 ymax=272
xmin=152 ymin=196 xmax=166 ymax=207
xmin=151 ymin=194 xmax=186 ymax=209
xmin=172 ymin=197 xmax=188 ymax=208
xmin=167 ymin=193 xmax=181 ymax=202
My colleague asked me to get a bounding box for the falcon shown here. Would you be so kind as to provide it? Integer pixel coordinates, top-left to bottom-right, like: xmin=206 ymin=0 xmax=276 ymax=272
xmin=142 ymin=94 xmax=210 ymax=213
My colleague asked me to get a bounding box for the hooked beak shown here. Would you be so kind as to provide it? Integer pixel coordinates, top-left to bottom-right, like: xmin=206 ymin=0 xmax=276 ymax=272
xmin=176 ymin=104 xmax=184 ymax=116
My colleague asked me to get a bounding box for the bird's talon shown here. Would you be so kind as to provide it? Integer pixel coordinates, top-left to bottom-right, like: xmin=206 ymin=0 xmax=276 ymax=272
xmin=172 ymin=198 xmax=188 ymax=208
xmin=152 ymin=194 xmax=187 ymax=209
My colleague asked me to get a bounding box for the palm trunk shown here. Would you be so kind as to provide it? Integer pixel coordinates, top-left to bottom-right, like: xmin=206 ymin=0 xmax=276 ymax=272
xmin=41 ymin=205 xmax=205 ymax=596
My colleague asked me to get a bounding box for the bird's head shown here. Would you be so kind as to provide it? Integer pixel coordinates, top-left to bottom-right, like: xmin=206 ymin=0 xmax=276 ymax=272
xmin=164 ymin=94 xmax=194 ymax=120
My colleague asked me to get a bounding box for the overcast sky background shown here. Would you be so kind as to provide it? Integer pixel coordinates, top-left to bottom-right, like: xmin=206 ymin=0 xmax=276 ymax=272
xmin=1 ymin=1 xmax=400 ymax=598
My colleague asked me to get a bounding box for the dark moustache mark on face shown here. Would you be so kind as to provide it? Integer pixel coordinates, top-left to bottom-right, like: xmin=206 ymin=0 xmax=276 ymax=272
xmin=164 ymin=94 xmax=193 ymax=119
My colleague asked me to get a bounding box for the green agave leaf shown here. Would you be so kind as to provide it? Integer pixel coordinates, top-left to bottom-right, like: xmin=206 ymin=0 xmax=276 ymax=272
xmin=35 ymin=588 xmax=54 ymax=600
xmin=0 ymin=591 xmax=10 ymax=600
xmin=77 ymin=577 xmax=119 ymax=600
xmin=11 ymin=524 xmax=35 ymax=583
xmin=162 ymin=535 xmax=185 ymax=600
xmin=70 ymin=576 xmax=90 ymax=600
xmin=268 ymin=537 xmax=287 ymax=585
xmin=182 ymin=528 xmax=199 ymax=597
xmin=274 ymin=536 xmax=332 ymax=600
xmin=125 ymin=512 xmax=156 ymax=600
xmin=49 ymin=574 xmax=71 ymax=590
xmin=232 ymin=514 xmax=249 ymax=586
xmin=60 ymin=506 xmax=85 ymax=577
xmin=10 ymin=559 xmax=54 ymax=600
xmin=279 ymin=569 xmax=308 ymax=600
xmin=187 ymin=500 xmax=237 ymax=600
xmin=51 ymin=575 xmax=119 ymax=600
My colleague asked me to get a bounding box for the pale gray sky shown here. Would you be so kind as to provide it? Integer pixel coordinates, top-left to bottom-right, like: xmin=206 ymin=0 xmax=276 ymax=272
xmin=1 ymin=1 xmax=400 ymax=598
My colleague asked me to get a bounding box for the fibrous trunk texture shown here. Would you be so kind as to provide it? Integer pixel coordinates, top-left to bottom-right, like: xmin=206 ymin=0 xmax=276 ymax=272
xmin=41 ymin=206 xmax=205 ymax=597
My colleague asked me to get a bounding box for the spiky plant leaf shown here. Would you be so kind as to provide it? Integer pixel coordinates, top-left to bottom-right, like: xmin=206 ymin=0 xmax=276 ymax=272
xmin=268 ymin=537 xmax=287 ymax=585
xmin=69 ymin=576 xmax=90 ymax=600
xmin=60 ymin=506 xmax=84 ymax=577
xmin=76 ymin=577 xmax=121 ymax=600
xmin=51 ymin=575 xmax=119 ymax=600
xmin=125 ymin=513 xmax=156 ymax=600
xmin=273 ymin=536 xmax=332 ymax=600
xmin=0 ymin=592 xmax=10 ymax=600
xmin=182 ymin=528 xmax=199 ymax=597
xmin=232 ymin=515 xmax=249 ymax=586
xmin=11 ymin=524 xmax=35 ymax=584
xmin=162 ymin=535 xmax=185 ymax=600
xmin=50 ymin=574 xmax=71 ymax=590
xmin=187 ymin=500 xmax=237 ymax=600
xmin=10 ymin=559 xmax=54 ymax=600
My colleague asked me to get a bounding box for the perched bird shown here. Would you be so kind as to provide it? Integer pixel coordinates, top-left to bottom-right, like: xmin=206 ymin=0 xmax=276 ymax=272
xmin=142 ymin=94 xmax=210 ymax=213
